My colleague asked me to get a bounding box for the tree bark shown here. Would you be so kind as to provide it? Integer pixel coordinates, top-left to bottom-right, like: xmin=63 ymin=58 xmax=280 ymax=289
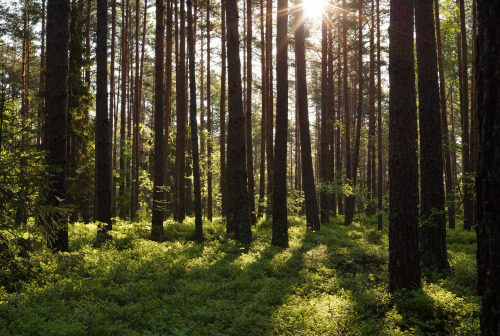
xmin=295 ymin=0 xmax=319 ymax=231
xmin=151 ymin=0 xmax=165 ymax=240
xmin=272 ymin=0 xmax=289 ymax=247
xmin=415 ymin=0 xmax=449 ymax=272
xmin=220 ymin=0 xmax=227 ymax=219
xmin=388 ymin=0 xmax=421 ymax=291
xmin=475 ymin=0 xmax=500 ymax=331
xmin=95 ymin=0 xmax=112 ymax=238
xmin=206 ymin=0 xmax=213 ymax=221
xmin=320 ymin=8 xmax=329 ymax=224
xmin=43 ymin=0 xmax=70 ymax=251
xmin=226 ymin=0 xmax=252 ymax=243
xmin=187 ymin=0 xmax=203 ymax=242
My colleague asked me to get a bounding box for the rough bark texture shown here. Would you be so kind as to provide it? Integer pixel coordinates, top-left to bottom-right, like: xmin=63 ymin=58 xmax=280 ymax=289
xmin=226 ymin=0 xmax=252 ymax=243
xmin=271 ymin=0 xmax=288 ymax=248
xmin=475 ymin=0 xmax=500 ymax=332
xmin=415 ymin=0 xmax=449 ymax=272
xmin=376 ymin=0 xmax=383 ymax=231
xmin=257 ymin=0 xmax=266 ymax=217
xmin=434 ymin=0 xmax=455 ymax=229
xmin=388 ymin=0 xmax=421 ymax=291
xmin=96 ymin=0 xmax=112 ymax=236
xmin=206 ymin=0 xmax=213 ymax=221
xmin=151 ymin=0 xmax=164 ymax=240
xmin=187 ymin=0 xmax=203 ymax=243
xmin=320 ymin=11 xmax=329 ymax=224
xmin=220 ymin=0 xmax=227 ymax=220
xmin=43 ymin=0 xmax=70 ymax=252
xmin=295 ymin=0 xmax=319 ymax=231
xmin=342 ymin=0 xmax=352 ymax=226
xmin=175 ymin=0 xmax=187 ymax=222
xmin=246 ymin=0 xmax=256 ymax=226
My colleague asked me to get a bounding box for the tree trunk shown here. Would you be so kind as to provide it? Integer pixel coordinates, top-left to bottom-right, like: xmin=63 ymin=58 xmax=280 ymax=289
xmin=265 ymin=0 xmax=273 ymax=213
xmin=246 ymin=0 xmax=257 ymax=226
xmin=206 ymin=0 xmax=213 ymax=221
xmin=187 ymin=0 xmax=203 ymax=242
xmin=458 ymin=0 xmax=472 ymax=231
xmin=257 ymin=0 xmax=266 ymax=218
xmin=272 ymin=0 xmax=288 ymax=247
xmin=376 ymin=0 xmax=383 ymax=231
xmin=119 ymin=0 xmax=128 ymax=219
xmin=220 ymin=0 xmax=227 ymax=219
xmin=320 ymin=9 xmax=329 ymax=224
xmin=434 ymin=0 xmax=455 ymax=229
xmin=388 ymin=0 xmax=421 ymax=291
xmin=226 ymin=0 xmax=252 ymax=243
xmin=95 ymin=0 xmax=112 ymax=238
xmin=109 ymin=0 xmax=116 ymax=218
xmin=342 ymin=0 xmax=352 ymax=225
xmin=43 ymin=0 xmax=70 ymax=251
xmin=164 ymin=0 xmax=173 ymax=216
xmin=295 ymin=0 xmax=319 ymax=231
xmin=415 ymin=0 xmax=449 ymax=272
xmin=475 ymin=0 xmax=500 ymax=331
xmin=175 ymin=0 xmax=187 ymax=222
xmin=151 ymin=0 xmax=165 ymax=240
xmin=367 ymin=0 xmax=376 ymax=217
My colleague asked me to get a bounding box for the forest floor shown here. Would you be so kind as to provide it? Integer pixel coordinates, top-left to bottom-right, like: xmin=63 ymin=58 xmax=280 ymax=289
xmin=0 ymin=215 xmax=479 ymax=335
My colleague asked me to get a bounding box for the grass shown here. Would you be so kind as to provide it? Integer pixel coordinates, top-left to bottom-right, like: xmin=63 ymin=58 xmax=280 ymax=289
xmin=0 ymin=216 xmax=479 ymax=335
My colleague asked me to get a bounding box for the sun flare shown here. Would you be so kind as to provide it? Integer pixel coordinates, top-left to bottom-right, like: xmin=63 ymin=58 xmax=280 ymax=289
xmin=303 ymin=0 xmax=326 ymax=18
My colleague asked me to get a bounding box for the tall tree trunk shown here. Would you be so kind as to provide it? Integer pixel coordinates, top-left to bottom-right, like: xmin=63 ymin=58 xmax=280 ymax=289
xmin=206 ymin=0 xmax=213 ymax=221
xmin=43 ymin=0 xmax=70 ymax=251
xmin=38 ymin=0 xmax=46 ymax=148
xmin=367 ymin=0 xmax=376 ymax=217
xmin=220 ymin=0 xmax=227 ymax=219
xmin=415 ymin=0 xmax=449 ymax=272
xmin=164 ymin=0 xmax=173 ymax=216
xmin=257 ymin=0 xmax=266 ymax=217
xmin=272 ymin=0 xmax=288 ymax=247
xmin=95 ymin=0 xmax=112 ymax=237
xmin=246 ymin=0 xmax=256 ymax=226
xmin=347 ymin=0 xmax=364 ymax=225
xmin=131 ymin=0 xmax=140 ymax=220
xmin=470 ymin=0 xmax=478 ymax=227
xmin=226 ymin=0 xmax=252 ymax=243
xmin=119 ymin=0 xmax=128 ymax=218
xmin=295 ymin=0 xmax=319 ymax=231
xmin=327 ymin=22 xmax=336 ymax=217
xmin=151 ymin=0 xmax=165 ymax=240
xmin=265 ymin=0 xmax=273 ymax=212
xmin=475 ymin=0 xmax=500 ymax=331
xmin=336 ymin=38 xmax=343 ymax=215
xmin=109 ymin=0 xmax=116 ymax=218
xmin=458 ymin=0 xmax=472 ymax=230
xmin=434 ymin=0 xmax=455 ymax=229
xmin=388 ymin=0 xmax=421 ymax=291
xmin=342 ymin=0 xmax=351 ymax=225
xmin=175 ymin=0 xmax=187 ymax=222
xmin=320 ymin=8 xmax=329 ymax=224
xmin=376 ymin=0 xmax=383 ymax=231
xmin=187 ymin=0 xmax=203 ymax=242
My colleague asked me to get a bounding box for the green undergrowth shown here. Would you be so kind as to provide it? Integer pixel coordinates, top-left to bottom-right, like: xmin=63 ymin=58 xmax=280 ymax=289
xmin=0 ymin=216 xmax=479 ymax=335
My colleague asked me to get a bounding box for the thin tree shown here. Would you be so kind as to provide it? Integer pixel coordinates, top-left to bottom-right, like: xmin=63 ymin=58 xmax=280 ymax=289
xmin=187 ymin=0 xmax=203 ymax=242
xmin=271 ymin=0 xmax=289 ymax=247
xmin=457 ymin=0 xmax=472 ymax=231
xmin=415 ymin=0 xmax=449 ymax=272
xmin=206 ymin=0 xmax=213 ymax=221
xmin=246 ymin=0 xmax=257 ymax=226
xmin=109 ymin=0 xmax=117 ymax=217
xmin=388 ymin=0 xmax=421 ymax=291
xmin=220 ymin=0 xmax=227 ymax=219
xmin=43 ymin=0 xmax=70 ymax=251
xmin=226 ymin=0 xmax=252 ymax=243
xmin=119 ymin=0 xmax=128 ymax=218
xmin=376 ymin=0 xmax=383 ymax=231
xmin=367 ymin=0 xmax=376 ymax=217
xmin=95 ymin=0 xmax=112 ymax=238
xmin=434 ymin=0 xmax=455 ymax=229
xmin=257 ymin=0 xmax=266 ymax=217
xmin=175 ymin=0 xmax=187 ymax=222
xmin=151 ymin=0 xmax=165 ymax=240
xmin=475 ymin=0 xmax=500 ymax=330
xmin=295 ymin=0 xmax=320 ymax=231
xmin=342 ymin=0 xmax=352 ymax=225
xmin=320 ymin=5 xmax=329 ymax=224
